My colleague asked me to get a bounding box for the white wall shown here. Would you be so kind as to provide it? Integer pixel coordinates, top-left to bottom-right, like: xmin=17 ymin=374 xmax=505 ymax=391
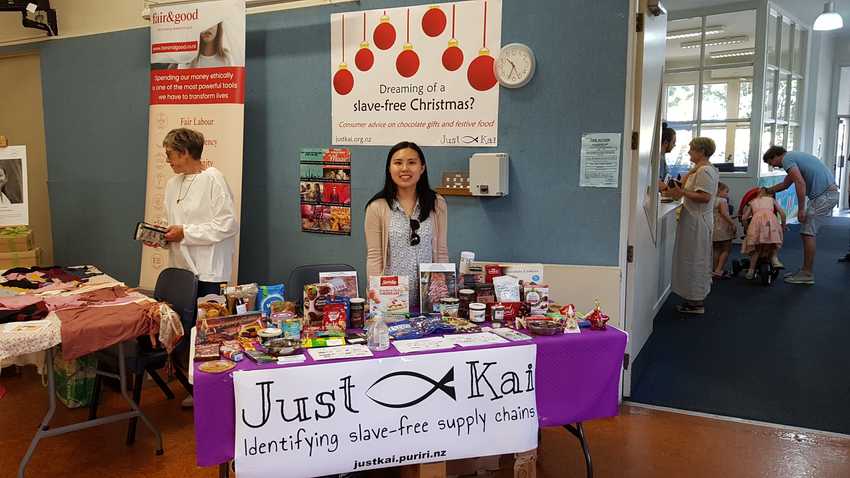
xmin=803 ymin=32 xmax=836 ymax=160
xmin=0 ymin=0 xmax=352 ymax=46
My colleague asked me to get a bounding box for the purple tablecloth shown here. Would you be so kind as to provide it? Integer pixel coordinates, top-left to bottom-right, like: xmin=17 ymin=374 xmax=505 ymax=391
xmin=192 ymin=326 xmax=627 ymax=467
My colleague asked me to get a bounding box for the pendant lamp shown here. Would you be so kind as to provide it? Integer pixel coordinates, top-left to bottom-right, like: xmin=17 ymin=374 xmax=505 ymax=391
xmin=814 ymin=2 xmax=843 ymax=31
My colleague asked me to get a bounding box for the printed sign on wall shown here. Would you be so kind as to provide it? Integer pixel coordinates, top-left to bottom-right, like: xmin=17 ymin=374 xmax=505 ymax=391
xmin=234 ymin=345 xmax=538 ymax=477
xmin=331 ymin=0 xmax=502 ymax=147
xmin=140 ymin=0 xmax=246 ymax=288
xmin=0 ymin=145 xmax=29 ymax=226
xmin=300 ymin=148 xmax=352 ymax=235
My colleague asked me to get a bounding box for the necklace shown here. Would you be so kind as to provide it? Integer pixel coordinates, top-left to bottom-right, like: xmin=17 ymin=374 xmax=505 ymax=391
xmin=177 ymin=174 xmax=199 ymax=204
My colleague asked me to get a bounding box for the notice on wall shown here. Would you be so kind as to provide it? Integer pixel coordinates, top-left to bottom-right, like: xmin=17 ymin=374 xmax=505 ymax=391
xmin=331 ymin=1 xmax=502 ymax=147
xmin=234 ymin=345 xmax=537 ymax=478
xmin=579 ymin=133 xmax=621 ymax=188
xmin=0 ymin=145 xmax=29 ymax=226
xmin=300 ymin=148 xmax=352 ymax=235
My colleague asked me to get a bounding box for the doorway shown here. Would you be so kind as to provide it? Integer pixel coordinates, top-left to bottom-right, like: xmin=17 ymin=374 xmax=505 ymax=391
xmin=836 ymin=117 xmax=850 ymax=210
xmin=0 ymin=52 xmax=53 ymax=263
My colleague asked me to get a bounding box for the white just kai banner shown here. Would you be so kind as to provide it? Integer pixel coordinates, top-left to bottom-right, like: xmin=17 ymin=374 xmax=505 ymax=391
xmin=331 ymin=0 xmax=501 ymax=147
xmin=234 ymin=345 xmax=538 ymax=477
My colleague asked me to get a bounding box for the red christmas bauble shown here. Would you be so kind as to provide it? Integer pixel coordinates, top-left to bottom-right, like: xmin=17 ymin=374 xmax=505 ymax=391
xmin=442 ymin=39 xmax=463 ymax=71
xmin=396 ymin=44 xmax=419 ymax=78
xmin=355 ymin=42 xmax=374 ymax=71
xmin=333 ymin=64 xmax=354 ymax=95
xmin=421 ymin=6 xmax=447 ymax=37
xmin=373 ymin=15 xmax=396 ymax=50
xmin=467 ymin=48 xmax=497 ymax=91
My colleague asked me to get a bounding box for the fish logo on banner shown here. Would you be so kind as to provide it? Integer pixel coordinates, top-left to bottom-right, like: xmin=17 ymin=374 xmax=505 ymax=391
xmin=366 ymin=368 xmax=456 ymax=408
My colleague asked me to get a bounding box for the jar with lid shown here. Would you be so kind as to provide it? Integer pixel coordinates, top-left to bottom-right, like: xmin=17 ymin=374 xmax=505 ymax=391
xmin=469 ymin=303 xmax=486 ymax=323
xmin=349 ymin=298 xmax=366 ymax=328
xmin=440 ymin=297 xmax=460 ymax=318
xmin=458 ymin=289 xmax=475 ymax=318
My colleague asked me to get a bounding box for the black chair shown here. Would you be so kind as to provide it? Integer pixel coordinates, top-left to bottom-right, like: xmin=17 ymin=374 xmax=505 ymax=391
xmin=89 ymin=267 xmax=198 ymax=445
xmin=286 ymin=264 xmax=356 ymax=311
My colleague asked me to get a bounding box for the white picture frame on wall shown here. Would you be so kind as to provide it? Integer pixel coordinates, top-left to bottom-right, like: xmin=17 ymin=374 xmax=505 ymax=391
xmin=0 ymin=145 xmax=29 ymax=226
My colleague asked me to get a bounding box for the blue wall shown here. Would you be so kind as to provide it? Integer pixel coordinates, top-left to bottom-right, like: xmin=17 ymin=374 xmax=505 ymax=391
xmin=6 ymin=0 xmax=630 ymax=286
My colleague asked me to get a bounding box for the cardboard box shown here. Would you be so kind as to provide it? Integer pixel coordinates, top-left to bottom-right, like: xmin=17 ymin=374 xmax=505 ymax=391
xmin=0 ymin=226 xmax=33 ymax=253
xmin=0 ymin=248 xmax=40 ymax=269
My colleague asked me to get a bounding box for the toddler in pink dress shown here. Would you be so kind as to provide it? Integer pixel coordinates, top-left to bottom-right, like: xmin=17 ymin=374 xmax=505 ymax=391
xmin=741 ymin=188 xmax=786 ymax=279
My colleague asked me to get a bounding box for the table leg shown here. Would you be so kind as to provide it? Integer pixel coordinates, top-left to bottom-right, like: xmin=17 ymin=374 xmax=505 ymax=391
xmin=218 ymin=462 xmax=230 ymax=478
xmin=400 ymin=461 xmax=446 ymax=478
xmin=117 ymin=342 xmax=164 ymax=454
xmin=17 ymin=347 xmax=58 ymax=478
xmin=17 ymin=344 xmax=166 ymax=477
xmin=563 ymin=423 xmax=592 ymax=478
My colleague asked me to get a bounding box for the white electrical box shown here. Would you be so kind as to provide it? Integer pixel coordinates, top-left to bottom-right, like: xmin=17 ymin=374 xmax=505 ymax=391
xmin=469 ymin=153 xmax=509 ymax=196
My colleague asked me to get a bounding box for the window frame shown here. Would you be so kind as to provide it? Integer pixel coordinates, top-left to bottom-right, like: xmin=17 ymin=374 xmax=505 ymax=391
xmin=664 ymin=9 xmax=759 ymax=175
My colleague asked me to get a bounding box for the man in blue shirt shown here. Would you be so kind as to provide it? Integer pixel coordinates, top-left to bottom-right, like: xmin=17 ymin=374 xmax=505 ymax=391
xmin=764 ymin=146 xmax=839 ymax=284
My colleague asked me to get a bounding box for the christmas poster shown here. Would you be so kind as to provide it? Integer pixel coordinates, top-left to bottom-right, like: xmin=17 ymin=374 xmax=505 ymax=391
xmin=300 ymin=148 xmax=352 ymax=235
xmin=141 ymin=0 xmax=246 ymax=288
xmin=331 ymin=0 xmax=501 ymax=147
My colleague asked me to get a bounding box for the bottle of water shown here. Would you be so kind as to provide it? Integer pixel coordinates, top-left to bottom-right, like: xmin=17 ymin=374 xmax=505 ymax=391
xmin=367 ymin=311 xmax=389 ymax=351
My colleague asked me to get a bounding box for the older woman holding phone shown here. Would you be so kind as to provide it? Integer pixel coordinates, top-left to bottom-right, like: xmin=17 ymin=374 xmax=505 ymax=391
xmin=666 ymin=137 xmax=719 ymax=315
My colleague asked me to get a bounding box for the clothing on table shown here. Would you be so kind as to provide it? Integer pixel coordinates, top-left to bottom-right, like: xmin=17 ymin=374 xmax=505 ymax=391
xmin=0 ymin=301 xmax=49 ymax=324
xmin=164 ymin=167 xmax=239 ymax=283
xmin=384 ymin=199 xmax=434 ymax=310
xmin=742 ymin=196 xmax=783 ymax=254
xmin=55 ymin=302 xmax=152 ymax=361
xmin=781 ymin=152 xmax=836 ymax=200
xmin=671 ymin=164 xmax=719 ymax=302
xmin=712 ymin=197 xmax=736 ymax=242
xmin=76 ymin=285 xmax=128 ymax=303
xmin=364 ymin=195 xmax=449 ymax=280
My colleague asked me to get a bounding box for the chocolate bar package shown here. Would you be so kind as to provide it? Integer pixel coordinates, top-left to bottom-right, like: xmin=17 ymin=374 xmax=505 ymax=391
xmin=367 ymin=275 xmax=409 ymax=315
xmin=419 ymin=263 xmax=457 ymax=313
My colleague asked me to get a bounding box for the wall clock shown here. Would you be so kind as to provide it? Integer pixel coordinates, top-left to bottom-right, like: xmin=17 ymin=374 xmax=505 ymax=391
xmin=494 ymin=43 xmax=536 ymax=88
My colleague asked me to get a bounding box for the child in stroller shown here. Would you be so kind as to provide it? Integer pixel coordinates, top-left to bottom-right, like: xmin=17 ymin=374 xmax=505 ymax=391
xmin=735 ymin=187 xmax=787 ymax=284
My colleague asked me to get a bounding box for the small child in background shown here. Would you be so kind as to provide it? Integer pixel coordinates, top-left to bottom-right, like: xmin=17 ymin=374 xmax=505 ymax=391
xmin=741 ymin=188 xmax=786 ymax=280
xmin=712 ymin=182 xmax=736 ymax=279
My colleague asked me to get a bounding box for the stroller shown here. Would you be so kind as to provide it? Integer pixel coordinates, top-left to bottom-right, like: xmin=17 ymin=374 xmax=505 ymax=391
xmin=730 ymin=187 xmax=782 ymax=286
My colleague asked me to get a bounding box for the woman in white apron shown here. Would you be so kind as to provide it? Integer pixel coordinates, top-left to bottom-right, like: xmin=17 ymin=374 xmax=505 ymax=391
xmin=667 ymin=137 xmax=719 ymax=315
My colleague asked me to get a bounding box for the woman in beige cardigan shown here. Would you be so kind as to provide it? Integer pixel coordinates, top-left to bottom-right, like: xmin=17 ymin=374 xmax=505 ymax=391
xmin=365 ymin=142 xmax=448 ymax=310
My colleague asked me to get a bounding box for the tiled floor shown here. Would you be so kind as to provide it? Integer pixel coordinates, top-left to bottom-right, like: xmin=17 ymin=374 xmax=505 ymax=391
xmin=2 ymin=367 xmax=849 ymax=477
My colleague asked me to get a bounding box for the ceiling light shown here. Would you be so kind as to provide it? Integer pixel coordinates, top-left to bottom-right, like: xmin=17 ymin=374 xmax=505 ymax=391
xmin=814 ymin=1 xmax=843 ymax=31
xmin=666 ymin=25 xmax=725 ymax=40
xmin=709 ymin=48 xmax=755 ymax=59
xmin=681 ymin=35 xmax=748 ymax=49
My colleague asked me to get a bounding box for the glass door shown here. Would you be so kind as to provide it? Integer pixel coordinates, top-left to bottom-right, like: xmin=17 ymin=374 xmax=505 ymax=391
xmin=837 ymin=118 xmax=850 ymax=210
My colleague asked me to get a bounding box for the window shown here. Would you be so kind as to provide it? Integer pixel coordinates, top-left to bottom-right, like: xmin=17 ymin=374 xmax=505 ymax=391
xmin=701 ymin=83 xmax=728 ymax=120
xmin=666 ymin=85 xmax=695 ymax=121
xmin=663 ymin=10 xmax=756 ymax=173
xmin=738 ymin=80 xmax=752 ymax=119
xmin=761 ymin=9 xmax=807 ymax=175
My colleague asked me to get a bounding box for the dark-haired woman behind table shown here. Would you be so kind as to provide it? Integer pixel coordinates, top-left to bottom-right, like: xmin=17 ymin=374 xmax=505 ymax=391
xmin=365 ymin=141 xmax=448 ymax=310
